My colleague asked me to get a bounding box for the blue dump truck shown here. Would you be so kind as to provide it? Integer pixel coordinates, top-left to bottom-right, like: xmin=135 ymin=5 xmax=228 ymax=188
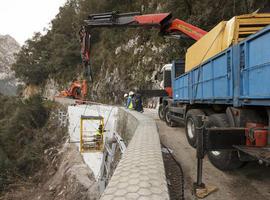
xmin=160 ymin=22 xmax=270 ymax=171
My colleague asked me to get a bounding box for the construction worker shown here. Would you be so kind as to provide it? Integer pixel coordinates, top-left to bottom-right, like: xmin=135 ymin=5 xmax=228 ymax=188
xmin=134 ymin=93 xmax=144 ymax=112
xmin=126 ymin=91 xmax=134 ymax=109
xmin=95 ymin=124 xmax=103 ymax=138
xmin=94 ymin=124 xmax=103 ymax=148
xmin=124 ymin=93 xmax=128 ymax=107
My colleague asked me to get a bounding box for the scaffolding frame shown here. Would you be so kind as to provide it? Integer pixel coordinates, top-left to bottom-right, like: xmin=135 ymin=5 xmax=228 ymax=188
xmin=80 ymin=115 xmax=104 ymax=152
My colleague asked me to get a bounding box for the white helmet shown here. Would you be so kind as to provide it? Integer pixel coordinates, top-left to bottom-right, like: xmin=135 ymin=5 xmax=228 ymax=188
xmin=129 ymin=91 xmax=134 ymax=96
xmin=124 ymin=93 xmax=128 ymax=98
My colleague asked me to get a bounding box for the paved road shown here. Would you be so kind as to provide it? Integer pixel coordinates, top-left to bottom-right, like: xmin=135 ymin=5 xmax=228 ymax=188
xmin=144 ymin=109 xmax=270 ymax=200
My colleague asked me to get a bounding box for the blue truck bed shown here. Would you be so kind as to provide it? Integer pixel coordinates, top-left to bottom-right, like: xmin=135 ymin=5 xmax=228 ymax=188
xmin=172 ymin=25 xmax=270 ymax=107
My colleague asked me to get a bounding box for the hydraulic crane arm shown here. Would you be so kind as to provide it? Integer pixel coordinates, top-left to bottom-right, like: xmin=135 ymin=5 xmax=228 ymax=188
xmin=80 ymin=11 xmax=207 ymax=82
xmin=163 ymin=18 xmax=207 ymax=41
xmin=84 ymin=11 xmax=207 ymax=40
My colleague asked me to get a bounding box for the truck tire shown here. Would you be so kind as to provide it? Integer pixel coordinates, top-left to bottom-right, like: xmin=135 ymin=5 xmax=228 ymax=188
xmin=158 ymin=105 xmax=165 ymax=120
xmin=185 ymin=109 xmax=205 ymax=148
xmin=205 ymin=113 xmax=245 ymax=171
xmin=164 ymin=106 xmax=177 ymax=127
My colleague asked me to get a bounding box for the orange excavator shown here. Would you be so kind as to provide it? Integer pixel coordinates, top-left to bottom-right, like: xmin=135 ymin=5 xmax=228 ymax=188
xmin=60 ymin=11 xmax=207 ymax=100
xmin=59 ymin=79 xmax=87 ymax=99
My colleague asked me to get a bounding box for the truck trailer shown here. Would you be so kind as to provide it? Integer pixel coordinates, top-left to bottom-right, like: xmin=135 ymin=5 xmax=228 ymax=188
xmin=160 ymin=21 xmax=270 ymax=171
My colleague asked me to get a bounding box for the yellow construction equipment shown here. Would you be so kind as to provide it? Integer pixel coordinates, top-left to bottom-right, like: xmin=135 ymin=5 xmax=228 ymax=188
xmin=185 ymin=13 xmax=270 ymax=72
xmin=80 ymin=115 xmax=104 ymax=152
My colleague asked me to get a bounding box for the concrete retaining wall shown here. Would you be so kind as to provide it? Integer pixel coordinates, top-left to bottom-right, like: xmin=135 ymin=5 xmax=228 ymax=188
xmin=115 ymin=107 xmax=138 ymax=144
xmin=101 ymin=108 xmax=169 ymax=200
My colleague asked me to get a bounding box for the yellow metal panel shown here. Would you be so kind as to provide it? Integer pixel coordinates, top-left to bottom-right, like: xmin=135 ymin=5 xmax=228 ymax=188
xmin=238 ymin=18 xmax=270 ymax=24
xmin=237 ymin=13 xmax=270 ymax=19
xmin=185 ymin=13 xmax=270 ymax=72
xmin=185 ymin=22 xmax=226 ymax=72
xmin=222 ymin=17 xmax=236 ymax=47
xmin=239 ymin=31 xmax=259 ymax=34
xmin=239 ymin=27 xmax=263 ymax=31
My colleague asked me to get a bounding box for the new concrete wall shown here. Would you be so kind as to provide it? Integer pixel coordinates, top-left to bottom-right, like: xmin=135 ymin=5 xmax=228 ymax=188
xmin=101 ymin=108 xmax=169 ymax=200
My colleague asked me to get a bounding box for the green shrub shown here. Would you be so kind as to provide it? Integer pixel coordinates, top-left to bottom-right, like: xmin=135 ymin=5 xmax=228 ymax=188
xmin=0 ymin=95 xmax=65 ymax=192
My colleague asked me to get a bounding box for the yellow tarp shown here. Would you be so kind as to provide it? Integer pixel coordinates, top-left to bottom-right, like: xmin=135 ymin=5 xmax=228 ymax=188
xmin=185 ymin=13 xmax=270 ymax=72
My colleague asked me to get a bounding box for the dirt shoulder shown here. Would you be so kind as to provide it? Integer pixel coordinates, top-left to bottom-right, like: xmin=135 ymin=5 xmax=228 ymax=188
xmin=144 ymin=109 xmax=270 ymax=200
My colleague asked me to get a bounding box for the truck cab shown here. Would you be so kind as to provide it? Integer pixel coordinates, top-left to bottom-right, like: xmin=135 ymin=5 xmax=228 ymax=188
xmin=158 ymin=60 xmax=185 ymax=125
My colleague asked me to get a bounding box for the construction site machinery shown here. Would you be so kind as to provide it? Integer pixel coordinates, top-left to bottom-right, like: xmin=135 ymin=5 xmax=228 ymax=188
xmin=80 ymin=11 xmax=207 ymax=99
xmin=139 ymin=12 xmax=270 ymax=195
xmin=79 ymin=10 xmax=270 ymax=197
xmin=161 ymin=14 xmax=270 ymax=171
xmin=59 ymin=79 xmax=87 ymax=100
xmin=61 ymin=8 xmax=205 ymax=100
xmin=80 ymin=115 xmax=104 ymax=152
xmin=82 ymin=10 xmax=270 ymax=165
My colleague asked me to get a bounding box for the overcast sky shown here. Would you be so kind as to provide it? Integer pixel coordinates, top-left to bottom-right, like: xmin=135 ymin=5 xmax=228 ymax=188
xmin=0 ymin=0 xmax=67 ymax=45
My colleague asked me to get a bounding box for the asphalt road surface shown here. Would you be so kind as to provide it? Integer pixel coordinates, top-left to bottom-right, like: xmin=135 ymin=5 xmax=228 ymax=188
xmin=144 ymin=109 xmax=270 ymax=200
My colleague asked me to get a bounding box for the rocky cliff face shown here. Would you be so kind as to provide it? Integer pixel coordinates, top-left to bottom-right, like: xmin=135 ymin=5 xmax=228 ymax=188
xmin=0 ymin=35 xmax=20 ymax=95
xmin=91 ymin=35 xmax=173 ymax=104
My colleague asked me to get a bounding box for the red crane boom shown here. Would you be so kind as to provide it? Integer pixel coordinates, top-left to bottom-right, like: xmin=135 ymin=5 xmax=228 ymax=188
xmin=83 ymin=12 xmax=207 ymax=40
xmin=79 ymin=11 xmax=207 ymax=98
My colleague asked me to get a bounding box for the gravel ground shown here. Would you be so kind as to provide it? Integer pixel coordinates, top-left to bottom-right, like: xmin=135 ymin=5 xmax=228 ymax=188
xmin=144 ymin=109 xmax=270 ymax=200
xmin=162 ymin=147 xmax=185 ymax=200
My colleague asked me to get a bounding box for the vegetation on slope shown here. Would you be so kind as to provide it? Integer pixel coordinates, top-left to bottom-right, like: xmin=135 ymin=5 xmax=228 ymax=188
xmin=0 ymin=95 xmax=66 ymax=193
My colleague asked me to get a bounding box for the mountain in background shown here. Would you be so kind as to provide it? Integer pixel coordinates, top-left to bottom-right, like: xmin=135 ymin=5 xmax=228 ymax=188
xmin=0 ymin=34 xmax=20 ymax=95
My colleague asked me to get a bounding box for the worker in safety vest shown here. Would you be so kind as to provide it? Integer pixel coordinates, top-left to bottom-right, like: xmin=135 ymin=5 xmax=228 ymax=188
xmin=95 ymin=124 xmax=103 ymax=138
xmin=94 ymin=124 xmax=103 ymax=148
xmin=126 ymin=91 xmax=134 ymax=109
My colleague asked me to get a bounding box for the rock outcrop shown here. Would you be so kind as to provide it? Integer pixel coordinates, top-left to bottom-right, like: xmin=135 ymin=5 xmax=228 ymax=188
xmin=0 ymin=34 xmax=20 ymax=95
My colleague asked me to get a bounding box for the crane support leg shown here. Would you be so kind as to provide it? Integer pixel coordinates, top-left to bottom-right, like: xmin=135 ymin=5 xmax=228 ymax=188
xmin=193 ymin=116 xmax=218 ymax=199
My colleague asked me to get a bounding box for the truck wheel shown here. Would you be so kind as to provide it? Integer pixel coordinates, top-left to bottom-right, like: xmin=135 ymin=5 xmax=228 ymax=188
xmin=164 ymin=106 xmax=176 ymax=127
xmin=206 ymin=114 xmax=245 ymax=171
xmin=158 ymin=105 xmax=165 ymax=120
xmin=185 ymin=109 xmax=205 ymax=148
